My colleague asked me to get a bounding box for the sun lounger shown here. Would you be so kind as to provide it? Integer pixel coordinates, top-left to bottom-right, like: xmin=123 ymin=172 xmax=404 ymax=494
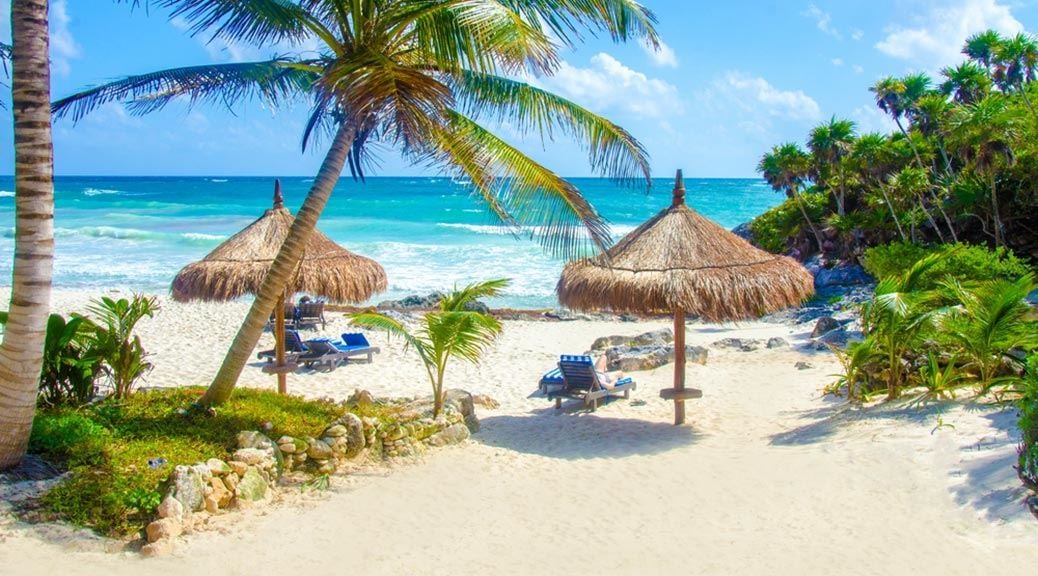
xmin=547 ymin=355 xmax=636 ymax=411
xmin=538 ymin=367 xmax=565 ymax=395
xmin=257 ymin=329 xmax=308 ymax=362
xmin=297 ymin=301 xmax=326 ymax=329
xmin=333 ymin=332 xmax=380 ymax=362
xmin=297 ymin=340 xmax=347 ymax=372
xmin=268 ymin=301 xmax=298 ymax=330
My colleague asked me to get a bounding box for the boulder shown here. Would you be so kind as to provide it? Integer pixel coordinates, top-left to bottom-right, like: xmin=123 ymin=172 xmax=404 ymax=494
xmin=306 ymin=438 xmax=334 ymax=461
xmin=794 ymin=361 xmax=814 ymax=370
xmin=146 ymin=518 xmax=182 ymax=543
xmin=228 ymin=461 xmax=248 ymax=477
xmin=766 ymin=337 xmax=789 ymax=349
xmin=347 ymin=389 xmax=375 ymax=408
xmin=814 ymin=264 xmax=873 ymax=288
xmin=209 ymin=477 xmax=232 ymax=508
xmin=237 ymin=431 xmax=276 ymax=451
xmin=140 ymin=539 xmax=175 ymax=558
xmin=323 ymin=424 xmax=348 ymax=438
xmin=156 ymin=496 xmax=183 ymax=521
xmin=232 ymin=448 xmax=275 ymax=469
xmin=712 ymin=338 xmax=764 ymax=352
xmin=425 ymin=423 xmax=471 ymax=447
xmin=472 ymin=394 xmax=500 ymax=409
xmin=591 ymin=329 xmax=673 ymax=352
xmin=336 ymin=413 xmax=366 ymax=458
xmin=169 ymin=465 xmax=206 ymax=512
xmin=236 ymin=467 xmax=267 ymax=502
xmin=444 ymin=389 xmax=480 ymax=433
xmin=590 ymin=335 xmax=631 ymax=351
xmin=206 ymin=458 xmax=231 ymax=476
xmin=811 ymin=316 xmax=841 ymax=338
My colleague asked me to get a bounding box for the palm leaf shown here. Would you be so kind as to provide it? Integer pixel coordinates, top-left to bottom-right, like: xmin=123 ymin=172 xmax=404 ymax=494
xmin=439 ymin=278 xmax=511 ymax=311
xmin=504 ymin=0 xmax=659 ymax=48
xmin=52 ymin=59 xmax=317 ymax=122
xmin=123 ymin=0 xmax=320 ymax=46
xmin=350 ymin=312 xmax=430 ymax=364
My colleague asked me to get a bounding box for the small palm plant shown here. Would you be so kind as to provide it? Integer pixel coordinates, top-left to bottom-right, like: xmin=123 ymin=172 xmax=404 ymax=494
xmin=85 ymin=295 xmax=159 ymax=399
xmin=351 ymin=279 xmax=508 ymax=417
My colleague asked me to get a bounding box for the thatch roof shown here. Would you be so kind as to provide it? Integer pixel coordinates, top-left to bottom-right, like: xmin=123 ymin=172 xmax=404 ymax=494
xmin=171 ymin=184 xmax=387 ymax=303
xmin=556 ymin=172 xmax=814 ymax=321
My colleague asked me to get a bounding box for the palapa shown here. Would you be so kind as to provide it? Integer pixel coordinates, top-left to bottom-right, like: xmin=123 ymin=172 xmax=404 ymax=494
xmin=171 ymin=180 xmax=387 ymax=393
xmin=557 ymin=170 xmax=814 ymax=424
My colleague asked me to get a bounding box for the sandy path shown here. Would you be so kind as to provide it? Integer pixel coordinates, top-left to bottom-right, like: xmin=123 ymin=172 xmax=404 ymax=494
xmin=1 ymin=291 xmax=1035 ymax=575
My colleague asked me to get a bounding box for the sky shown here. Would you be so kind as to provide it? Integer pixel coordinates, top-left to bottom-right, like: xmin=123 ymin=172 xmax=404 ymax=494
xmin=0 ymin=0 xmax=1037 ymax=178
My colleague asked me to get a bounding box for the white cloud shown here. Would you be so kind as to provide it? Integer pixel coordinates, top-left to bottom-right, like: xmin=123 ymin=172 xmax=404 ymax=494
xmin=851 ymin=104 xmax=898 ymax=134
xmin=50 ymin=0 xmax=80 ymax=76
xmin=851 ymin=29 xmax=864 ymax=41
xmin=537 ymin=53 xmax=683 ymax=118
xmin=832 ymin=58 xmax=844 ymax=67
xmin=718 ymin=72 xmax=821 ymax=121
xmin=641 ymin=39 xmax=678 ymax=68
xmin=853 ymin=64 xmax=865 ymax=74
xmin=875 ymin=0 xmax=1022 ymax=69
xmin=803 ymin=4 xmax=840 ymax=39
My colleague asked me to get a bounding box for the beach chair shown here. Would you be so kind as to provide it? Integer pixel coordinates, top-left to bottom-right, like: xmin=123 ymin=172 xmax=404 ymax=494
xmin=547 ymin=355 xmax=636 ymax=411
xmin=297 ymin=301 xmax=326 ymax=329
xmin=334 ymin=332 xmax=380 ymax=363
xmin=268 ymin=301 xmax=299 ymax=330
xmin=538 ymin=367 xmax=565 ymax=395
xmin=297 ymin=340 xmax=347 ymax=372
xmin=257 ymin=330 xmax=308 ymax=362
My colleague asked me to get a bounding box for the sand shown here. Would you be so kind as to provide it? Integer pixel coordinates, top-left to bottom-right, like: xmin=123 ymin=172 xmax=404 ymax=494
xmin=0 ymin=288 xmax=1035 ymax=575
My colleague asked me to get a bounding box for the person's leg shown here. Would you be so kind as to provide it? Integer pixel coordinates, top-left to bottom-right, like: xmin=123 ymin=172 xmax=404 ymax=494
xmin=595 ymin=354 xmax=609 ymax=372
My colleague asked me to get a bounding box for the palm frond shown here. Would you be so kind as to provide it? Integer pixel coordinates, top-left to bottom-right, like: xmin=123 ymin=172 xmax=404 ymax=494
xmin=505 ymin=0 xmax=659 ymax=48
xmin=52 ymin=59 xmax=317 ymax=122
xmin=439 ymin=278 xmax=511 ymax=311
xmin=422 ymin=311 xmax=503 ymax=365
xmin=449 ymin=71 xmax=651 ymax=186
xmin=350 ymin=312 xmax=430 ymax=363
xmin=126 ymin=0 xmax=321 ymax=47
xmin=420 ymin=110 xmax=613 ymax=257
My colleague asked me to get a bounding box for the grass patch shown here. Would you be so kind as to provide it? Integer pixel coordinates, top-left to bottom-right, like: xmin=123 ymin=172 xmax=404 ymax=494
xmin=28 ymin=387 xmax=345 ymax=537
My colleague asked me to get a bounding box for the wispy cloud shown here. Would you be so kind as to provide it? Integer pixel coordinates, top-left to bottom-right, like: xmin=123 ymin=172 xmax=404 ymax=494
xmin=717 ymin=72 xmax=821 ymax=121
xmin=803 ymin=3 xmax=841 ymax=39
xmin=875 ymin=0 xmax=1022 ymax=69
xmin=536 ymin=53 xmax=683 ymax=118
xmin=851 ymin=29 xmax=864 ymax=41
xmin=832 ymin=58 xmax=844 ymax=67
xmin=50 ymin=0 xmax=80 ymax=76
xmin=641 ymin=39 xmax=678 ymax=68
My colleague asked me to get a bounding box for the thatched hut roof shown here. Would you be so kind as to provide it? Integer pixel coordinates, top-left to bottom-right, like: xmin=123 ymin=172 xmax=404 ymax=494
xmin=171 ymin=184 xmax=387 ymax=303
xmin=556 ymin=172 xmax=814 ymax=321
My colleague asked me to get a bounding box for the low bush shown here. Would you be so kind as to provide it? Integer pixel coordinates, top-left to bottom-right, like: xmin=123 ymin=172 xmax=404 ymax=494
xmin=28 ymin=387 xmax=344 ymax=536
xmin=1018 ymin=355 xmax=1038 ymax=495
xmin=749 ymin=191 xmax=827 ymax=254
xmin=862 ymin=242 xmax=1032 ymax=288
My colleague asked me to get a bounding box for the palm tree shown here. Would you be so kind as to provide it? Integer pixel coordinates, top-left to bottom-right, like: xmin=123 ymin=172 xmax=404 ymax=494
xmin=871 ymin=76 xmax=925 ymax=167
xmin=963 ymin=30 xmax=1004 ymax=74
xmin=947 ymin=95 xmax=1022 ymax=247
xmin=352 ymin=279 xmax=508 ymax=417
xmin=0 ymin=0 xmax=56 ymax=470
xmin=850 ymin=133 xmax=906 ymax=241
xmin=757 ymin=143 xmax=825 ymax=250
xmin=992 ymin=32 xmax=1038 ymax=117
xmin=807 ymin=116 xmax=856 ymax=215
xmin=940 ymin=61 xmax=991 ymax=105
xmin=55 ymin=1 xmax=658 ymax=406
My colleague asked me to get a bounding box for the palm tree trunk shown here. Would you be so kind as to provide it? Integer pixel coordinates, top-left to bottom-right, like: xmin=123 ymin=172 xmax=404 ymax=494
xmin=879 ymin=185 xmax=906 ymax=241
xmin=0 ymin=0 xmax=54 ymax=470
xmin=895 ymin=117 xmax=956 ymax=242
xmin=918 ymin=195 xmax=946 ymax=242
xmin=201 ymin=123 xmax=357 ymax=405
xmin=792 ymin=189 xmax=825 ymax=252
xmin=989 ymin=173 xmax=1004 ymax=247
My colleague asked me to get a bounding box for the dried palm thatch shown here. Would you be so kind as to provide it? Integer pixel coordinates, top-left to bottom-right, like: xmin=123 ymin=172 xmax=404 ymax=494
xmin=171 ymin=185 xmax=387 ymax=303
xmin=557 ymin=172 xmax=814 ymax=322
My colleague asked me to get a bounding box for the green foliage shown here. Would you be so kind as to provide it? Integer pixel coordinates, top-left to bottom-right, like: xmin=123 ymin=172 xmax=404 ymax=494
xmin=1018 ymin=355 xmax=1038 ymax=493
xmin=85 ymin=294 xmax=158 ymax=399
xmin=39 ymin=313 xmax=102 ymax=406
xmin=29 ymin=387 xmax=345 ymax=536
xmin=862 ymin=242 xmax=1032 ymax=288
xmin=352 ymin=279 xmax=509 ymax=416
xmin=749 ymin=192 xmax=828 ymax=253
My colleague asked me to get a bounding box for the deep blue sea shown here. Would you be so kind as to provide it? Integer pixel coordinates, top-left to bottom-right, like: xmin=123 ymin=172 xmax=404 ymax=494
xmin=0 ymin=176 xmax=779 ymax=309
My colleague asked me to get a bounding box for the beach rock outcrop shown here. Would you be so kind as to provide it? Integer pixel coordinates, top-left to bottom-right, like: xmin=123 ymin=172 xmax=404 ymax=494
xmin=814 ymin=263 xmax=873 ymax=288
xmin=377 ymin=292 xmax=489 ymax=313
xmin=169 ymin=465 xmax=206 ymax=512
xmin=590 ymin=329 xmax=673 ymax=351
xmin=811 ymin=317 xmax=841 ymax=338
xmin=767 ymin=337 xmax=789 ymax=349
xmin=712 ymin=338 xmax=764 ymax=352
xmin=604 ymin=345 xmax=708 ymax=371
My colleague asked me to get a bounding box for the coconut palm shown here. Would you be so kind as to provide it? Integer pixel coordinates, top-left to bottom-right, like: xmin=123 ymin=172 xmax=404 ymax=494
xmin=807 ymin=116 xmax=856 ymax=215
xmin=871 ymin=76 xmax=925 ymax=167
xmin=963 ymin=30 xmax=1004 ymax=74
xmin=0 ymin=1 xmax=56 ymax=471
xmin=947 ymin=95 xmax=1023 ymax=247
xmin=992 ymin=32 xmax=1038 ymax=118
xmin=351 ymin=279 xmax=508 ymax=417
xmin=757 ymin=143 xmax=825 ymax=250
xmin=851 ymin=133 xmax=906 ymax=241
xmin=940 ymin=61 xmax=991 ymax=105
xmin=55 ymin=1 xmax=658 ymax=406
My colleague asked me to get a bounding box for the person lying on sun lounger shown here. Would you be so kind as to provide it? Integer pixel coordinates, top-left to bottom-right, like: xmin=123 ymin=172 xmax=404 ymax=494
xmin=594 ymin=354 xmax=625 ymax=389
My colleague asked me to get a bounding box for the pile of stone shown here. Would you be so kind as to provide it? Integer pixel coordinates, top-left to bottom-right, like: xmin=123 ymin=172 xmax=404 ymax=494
xmin=142 ymin=390 xmax=480 ymax=557
xmin=590 ymin=329 xmax=709 ymax=371
xmin=711 ymin=337 xmax=789 ymax=352
xmin=377 ymin=293 xmax=489 ymax=314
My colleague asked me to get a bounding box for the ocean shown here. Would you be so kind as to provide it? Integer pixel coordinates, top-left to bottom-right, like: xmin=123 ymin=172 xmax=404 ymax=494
xmin=0 ymin=176 xmax=780 ymax=309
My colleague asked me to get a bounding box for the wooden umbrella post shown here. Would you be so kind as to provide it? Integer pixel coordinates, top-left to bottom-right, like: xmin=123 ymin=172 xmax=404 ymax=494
xmin=673 ymin=309 xmax=686 ymax=425
xmin=275 ymin=291 xmax=287 ymax=395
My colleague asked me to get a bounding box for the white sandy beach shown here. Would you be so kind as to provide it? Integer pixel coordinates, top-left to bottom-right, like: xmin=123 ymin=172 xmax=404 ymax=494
xmin=1 ymin=288 xmax=1036 ymax=575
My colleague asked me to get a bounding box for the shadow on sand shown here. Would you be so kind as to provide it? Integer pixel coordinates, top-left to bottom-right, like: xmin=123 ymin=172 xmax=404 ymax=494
xmin=476 ymin=403 xmax=700 ymax=460
xmin=769 ymin=396 xmax=964 ymax=446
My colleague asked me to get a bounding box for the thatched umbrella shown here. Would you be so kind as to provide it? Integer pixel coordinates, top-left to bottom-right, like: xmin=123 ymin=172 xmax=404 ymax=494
xmin=171 ymin=180 xmax=387 ymax=393
xmin=557 ymin=170 xmax=814 ymax=424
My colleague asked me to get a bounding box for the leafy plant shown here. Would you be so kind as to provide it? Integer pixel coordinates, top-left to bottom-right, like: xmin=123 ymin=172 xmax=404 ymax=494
xmin=84 ymin=295 xmax=158 ymax=399
xmin=749 ymin=191 xmax=828 ymax=253
xmin=910 ymin=351 xmax=969 ymax=403
xmin=862 ymin=242 xmax=1032 ymax=287
xmin=352 ymin=279 xmax=508 ymax=417
xmin=0 ymin=311 xmax=101 ymax=406
xmin=1017 ymin=355 xmax=1038 ymax=494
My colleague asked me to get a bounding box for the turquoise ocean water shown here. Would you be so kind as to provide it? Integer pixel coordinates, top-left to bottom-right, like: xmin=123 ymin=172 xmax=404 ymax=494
xmin=0 ymin=176 xmax=780 ymax=309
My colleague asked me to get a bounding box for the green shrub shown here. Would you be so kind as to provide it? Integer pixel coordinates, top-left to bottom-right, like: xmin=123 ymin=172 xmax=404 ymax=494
xmin=29 ymin=412 xmax=111 ymax=467
xmin=1018 ymin=355 xmax=1038 ymax=494
xmin=85 ymin=295 xmax=159 ymax=399
xmin=862 ymin=242 xmax=1032 ymax=287
xmin=749 ymin=191 xmax=828 ymax=253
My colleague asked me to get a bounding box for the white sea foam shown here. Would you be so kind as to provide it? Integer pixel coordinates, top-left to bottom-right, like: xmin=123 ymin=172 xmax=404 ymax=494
xmin=181 ymin=232 xmax=226 ymax=241
xmin=0 ymin=190 xmax=14 ymax=198
xmin=83 ymin=188 xmax=122 ymax=196
xmin=437 ymin=222 xmax=637 ymax=238
xmin=209 ymin=178 xmax=229 ymax=183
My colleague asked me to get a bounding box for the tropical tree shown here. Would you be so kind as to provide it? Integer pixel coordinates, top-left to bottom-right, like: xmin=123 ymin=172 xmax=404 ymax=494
xmin=0 ymin=0 xmax=56 ymax=471
xmin=757 ymin=143 xmax=825 ymax=250
xmin=351 ymin=279 xmax=508 ymax=417
xmin=940 ymin=61 xmax=991 ymax=105
xmin=871 ymin=76 xmax=926 ymax=168
xmin=963 ymin=30 xmax=1004 ymax=73
xmin=807 ymin=116 xmax=856 ymax=215
xmin=992 ymin=32 xmax=1038 ymax=117
xmin=850 ymin=133 xmax=906 ymax=241
xmin=55 ymin=1 xmax=659 ymax=406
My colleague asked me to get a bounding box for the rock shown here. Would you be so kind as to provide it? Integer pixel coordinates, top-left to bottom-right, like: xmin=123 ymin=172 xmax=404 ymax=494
xmin=444 ymin=390 xmax=480 ymax=433
xmin=814 ymin=328 xmax=856 ymax=349
xmin=794 ymin=361 xmax=813 ymax=370
xmin=766 ymin=337 xmax=789 ymax=349
xmin=209 ymin=477 xmax=232 ymax=508
xmin=347 ymin=389 xmax=376 ymax=408
xmin=323 ymin=424 xmax=348 ymax=438
xmin=156 ymin=496 xmax=183 ymax=521
xmin=204 ymin=494 xmax=220 ymax=514
xmin=237 ymin=431 xmax=276 ymax=451
xmin=222 ymin=473 xmax=238 ymax=494
xmin=277 ymin=438 xmax=298 ymax=454
xmin=336 ymin=413 xmax=366 ymax=458
xmin=590 ymin=335 xmax=630 ymax=351
xmin=811 ymin=316 xmax=841 ymax=338
xmin=169 ymin=465 xmax=206 ymax=512
xmin=731 ymin=221 xmax=754 ymax=242
xmin=228 ymin=461 xmax=248 ymax=477
xmin=814 ymin=263 xmax=873 ymax=288
xmin=712 ymin=338 xmax=764 ymax=351
xmin=236 ymin=467 xmax=267 ymax=502
xmin=206 ymin=458 xmax=231 ymax=476
xmin=146 ymin=518 xmax=182 ymax=543
xmin=141 ymin=539 xmax=175 ymax=558
xmin=378 ymin=292 xmax=443 ymax=310
xmin=591 ymin=329 xmax=673 ymax=352
xmin=472 ymin=394 xmax=500 ymax=409
xmin=306 ymin=438 xmax=334 ymax=461
xmin=317 ymin=460 xmax=337 ymax=474
xmin=425 ymin=423 xmax=471 ymax=447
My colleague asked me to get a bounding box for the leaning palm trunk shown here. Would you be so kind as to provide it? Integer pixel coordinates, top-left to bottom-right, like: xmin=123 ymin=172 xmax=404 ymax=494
xmin=201 ymin=124 xmax=356 ymax=405
xmin=989 ymin=173 xmax=1004 ymax=247
xmin=0 ymin=0 xmax=54 ymax=470
xmin=792 ymin=188 xmax=825 ymax=251
xmin=895 ymin=117 xmax=953 ymax=241
xmin=878 ymin=184 xmax=907 ymax=242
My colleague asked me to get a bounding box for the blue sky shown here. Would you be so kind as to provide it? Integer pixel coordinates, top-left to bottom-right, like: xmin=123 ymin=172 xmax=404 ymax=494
xmin=1 ymin=0 xmax=1037 ymax=178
